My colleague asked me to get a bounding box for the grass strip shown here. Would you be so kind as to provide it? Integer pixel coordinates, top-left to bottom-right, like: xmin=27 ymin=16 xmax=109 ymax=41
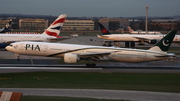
xmin=0 ymin=72 xmax=180 ymax=93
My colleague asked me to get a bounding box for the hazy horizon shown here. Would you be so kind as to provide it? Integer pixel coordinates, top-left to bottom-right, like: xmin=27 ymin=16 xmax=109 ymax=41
xmin=0 ymin=0 xmax=179 ymax=17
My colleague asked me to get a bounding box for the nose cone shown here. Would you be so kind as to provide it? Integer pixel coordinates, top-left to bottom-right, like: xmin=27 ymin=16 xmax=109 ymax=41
xmin=5 ymin=46 xmax=12 ymax=51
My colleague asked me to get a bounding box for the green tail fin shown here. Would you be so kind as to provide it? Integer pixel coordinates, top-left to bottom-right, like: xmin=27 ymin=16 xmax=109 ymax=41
xmin=149 ymin=30 xmax=177 ymax=52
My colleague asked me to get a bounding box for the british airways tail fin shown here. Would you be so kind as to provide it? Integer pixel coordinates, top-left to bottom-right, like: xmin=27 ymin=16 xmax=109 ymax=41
xmin=149 ymin=30 xmax=177 ymax=53
xmin=98 ymin=22 xmax=111 ymax=35
xmin=0 ymin=20 xmax=12 ymax=33
xmin=42 ymin=14 xmax=67 ymax=37
xmin=128 ymin=26 xmax=134 ymax=33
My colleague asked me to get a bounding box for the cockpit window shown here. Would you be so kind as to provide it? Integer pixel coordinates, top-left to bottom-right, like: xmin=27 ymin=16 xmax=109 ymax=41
xmin=13 ymin=45 xmax=18 ymax=49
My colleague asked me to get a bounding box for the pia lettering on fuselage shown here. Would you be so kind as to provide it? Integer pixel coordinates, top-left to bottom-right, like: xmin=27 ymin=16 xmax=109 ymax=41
xmin=25 ymin=44 xmax=40 ymax=51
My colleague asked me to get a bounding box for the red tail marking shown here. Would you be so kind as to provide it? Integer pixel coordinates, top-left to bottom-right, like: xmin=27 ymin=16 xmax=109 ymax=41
xmin=102 ymin=28 xmax=108 ymax=34
xmin=128 ymin=27 xmax=133 ymax=32
xmin=52 ymin=18 xmax=66 ymax=25
xmin=45 ymin=30 xmax=58 ymax=37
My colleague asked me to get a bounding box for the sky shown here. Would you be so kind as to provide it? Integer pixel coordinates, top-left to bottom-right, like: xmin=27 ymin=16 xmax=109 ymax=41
xmin=0 ymin=0 xmax=179 ymax=17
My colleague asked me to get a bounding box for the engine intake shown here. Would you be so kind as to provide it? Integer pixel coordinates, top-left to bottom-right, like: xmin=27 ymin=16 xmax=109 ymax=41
xmin=64 ymin=53 xmax=80 ymax=63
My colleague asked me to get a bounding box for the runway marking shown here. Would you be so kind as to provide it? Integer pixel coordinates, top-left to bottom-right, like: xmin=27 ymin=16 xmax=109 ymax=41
xmin=0 ymin=67 xmax=103 ymax=70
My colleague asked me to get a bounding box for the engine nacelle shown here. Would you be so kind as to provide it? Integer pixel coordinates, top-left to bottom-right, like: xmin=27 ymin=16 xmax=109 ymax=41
xmin=64 ymin=53 xmax=80 ymax=63
xmin=148 ymin=39 xmax=157 ymax=44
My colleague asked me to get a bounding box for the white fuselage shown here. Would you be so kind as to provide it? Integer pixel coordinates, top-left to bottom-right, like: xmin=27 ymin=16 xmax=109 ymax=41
xmin=98 ymin=34 xmax=180 ymax=42
xmin=6 ymin=41 xmax=173 ymax=63
xmin=130 ymin=31 xmax=161 ymax=34
xmin=0 ymin=34 xmax=56 ymax=43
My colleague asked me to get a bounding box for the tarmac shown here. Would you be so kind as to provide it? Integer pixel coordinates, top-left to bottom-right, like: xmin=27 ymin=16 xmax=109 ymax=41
xmin=1 ymin=36 xmax=180 ymax=101
xmin=1 ymin=88 xmax=180 ymax=101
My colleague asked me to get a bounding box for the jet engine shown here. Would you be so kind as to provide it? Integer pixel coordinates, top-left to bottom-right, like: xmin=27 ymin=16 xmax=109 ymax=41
xmin=148 ymin=39 xmax=158 ymax=44
xmin=64 ymin=53 xmax=80 ymax=63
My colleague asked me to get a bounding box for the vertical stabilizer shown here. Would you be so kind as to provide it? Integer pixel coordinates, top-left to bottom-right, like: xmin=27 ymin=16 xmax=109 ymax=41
xmin=128 ymin=26 xmax=134 ymax=33
xmin=98 ymin=23 xmax=111 ymax=35
xmin=149 ymin=30 xmax=177 ymax=53
xmin=0 ymin=20 xmax=12 ymax=33
xmin=42 ymin=14 xmax=67 ymax=37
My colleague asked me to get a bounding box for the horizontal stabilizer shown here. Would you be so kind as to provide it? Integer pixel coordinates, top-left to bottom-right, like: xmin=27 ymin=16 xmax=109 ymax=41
xmin=154 ymin=53 xmax=175 ymax=57
xmin=97 ymin=34 xmax=109 ymax=38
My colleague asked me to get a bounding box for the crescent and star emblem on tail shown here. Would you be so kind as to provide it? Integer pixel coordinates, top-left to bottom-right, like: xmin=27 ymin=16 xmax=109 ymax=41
xmin=162 ymin=39 xmax=170 ymax=46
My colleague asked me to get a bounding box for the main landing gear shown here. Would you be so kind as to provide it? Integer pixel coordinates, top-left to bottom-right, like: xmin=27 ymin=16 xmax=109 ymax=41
xmin=86 ymin=63 xmax=96 ymax=67
xmin=102 ymin=42 xmax=112 ymax=47
xmin=85 ymin=58 xmax=97 ymax=67
xmin=102 ymin=41 xmax=121 ymax=47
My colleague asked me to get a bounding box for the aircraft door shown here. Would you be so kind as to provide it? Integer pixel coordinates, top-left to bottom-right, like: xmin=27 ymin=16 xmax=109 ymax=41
xmin=142 ymin=53 xmax=146 ymax=59
xmin=111 ymin=51 xmax=117 ymax=57
xmin=0 ymin=38 xmax=3 ymax=43
xmin=41 ymin=45 xmax=49 ymax=55
xmin=19 ymin=43 xmax=24 ymax=50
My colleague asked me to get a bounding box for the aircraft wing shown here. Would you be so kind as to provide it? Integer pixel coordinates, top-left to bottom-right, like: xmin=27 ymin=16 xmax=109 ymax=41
xmin=78 ymin=51 xmax=112 ymax=58
xmin=47 ymin=50 xmax=115 ymax=61
xmin=76 ymin=51 xmax=116 ymax=61
xmin=132 ymin=37 xmax=150 ymax=41
xmin=48 ymin=37 xmax=70 ymax=42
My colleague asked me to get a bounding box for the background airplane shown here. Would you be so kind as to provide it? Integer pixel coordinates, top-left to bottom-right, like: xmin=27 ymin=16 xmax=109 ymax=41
xmin=128 ymin=26 xmax=161 ymax=34
xmin=6 ymin=30 xmax=177 ymax=67
xmin=0 ymin=20 xmax=12 ymax=33
xmin=0 ymin=14 xmax=68 ymax=48
xmin=98 ymin=23 xmax=180 ymax=47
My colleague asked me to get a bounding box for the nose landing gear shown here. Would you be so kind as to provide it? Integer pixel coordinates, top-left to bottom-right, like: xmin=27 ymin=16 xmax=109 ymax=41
xmin=15 ymin=54 xmax=20 ymax=61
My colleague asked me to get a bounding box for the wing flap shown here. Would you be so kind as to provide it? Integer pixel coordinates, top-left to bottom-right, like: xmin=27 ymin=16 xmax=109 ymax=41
xmin=78 ymin=51 xmax=111 ymax=57
xmin=77 ymin=51 xmax=113 ymax=61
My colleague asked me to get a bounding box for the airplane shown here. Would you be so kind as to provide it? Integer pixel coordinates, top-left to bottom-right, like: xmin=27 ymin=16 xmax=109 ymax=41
xmin=97 ymin=23 xmax=180 ymax=47
xmin=0 ymin=20 xmax=12 ymax=33
xmin=6 ymin=30 xmax=177 ymax=67
xmin=128 ymin=26 xmax=162 ymax=34
xmin=0 ymin=14 xmax=68 ymax=48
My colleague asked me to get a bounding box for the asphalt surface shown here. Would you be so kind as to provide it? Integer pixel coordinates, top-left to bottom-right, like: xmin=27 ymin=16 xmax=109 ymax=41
xmin=1 ymin=66 xmax=180 ymax=73
xmin=1 ymin=88 xmax=180 ymax=101
xmin=1 ymin=36 xmax=180 ymax=101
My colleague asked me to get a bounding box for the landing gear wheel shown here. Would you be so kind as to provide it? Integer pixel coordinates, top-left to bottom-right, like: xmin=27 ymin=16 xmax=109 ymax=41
xmin=16 ymin=54 xmax=20 ymax=61
xmin=91 ymin=63 xmax=96 ymax=68
xmin=86 ymin=63 xmax=89 ymax=67
xmin=17 ymin=58 xmax=20 ymax=61
xmin=102 ymin=44 xmax=107 ymax=46
xmin=86 ymin=63 xmax=96 ymax=68
xmin=107 ymin=44 xmax=112 ymax=47
xmin=107 ymin=42 xmax=112 ymax=47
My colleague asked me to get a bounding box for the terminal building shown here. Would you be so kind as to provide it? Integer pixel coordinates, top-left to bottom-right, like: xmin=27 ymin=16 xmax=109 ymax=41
xmin=5 ymin=17 xmax=129 ymax=32
xmin=0 ymin=19 xmax=11 ymax=28
xmin=149 ymin=19 xmax=179 ymax=31
xmin=19 ymin=19 xmax=48 ymax=31
xmin=62 ymin=20 xmax=94 ymax=30
xmin=99 ymin=17 xmax=129 ymax=31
